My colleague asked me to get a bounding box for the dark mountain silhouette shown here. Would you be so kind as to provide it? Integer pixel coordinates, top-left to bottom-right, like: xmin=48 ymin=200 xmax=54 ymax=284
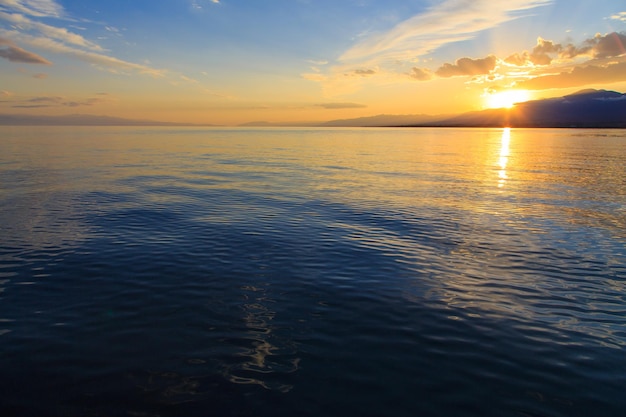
xmin=2 ymin=90 xmax=624 ymax=127
xmin=433 ymin=89 xmax=626 ymax=128
xmin=320 ymin=89 xmax=626 ymax=128
xmin=319 ymin=113 xmax=450 ymax=127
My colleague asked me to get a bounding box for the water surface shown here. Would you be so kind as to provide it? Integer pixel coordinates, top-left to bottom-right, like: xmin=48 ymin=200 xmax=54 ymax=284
xmin=1 ymin=127 xmax=625 ymax=417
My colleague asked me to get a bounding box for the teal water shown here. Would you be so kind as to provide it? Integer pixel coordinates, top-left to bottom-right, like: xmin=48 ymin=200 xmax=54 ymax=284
xmin=1 ymin=126 xmax=625 ymax=416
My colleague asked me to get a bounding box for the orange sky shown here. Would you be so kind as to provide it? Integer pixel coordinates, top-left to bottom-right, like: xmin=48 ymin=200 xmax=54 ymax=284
xmin=1 ymin=0 xmax=626 ymax=125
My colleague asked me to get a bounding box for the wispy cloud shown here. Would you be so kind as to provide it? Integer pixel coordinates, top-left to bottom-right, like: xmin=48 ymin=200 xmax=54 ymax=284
xmin=610 ymin=11 xmax=626 ymax=22
xmin=191 ymin=0 xmax=220 ymax=10
xmin=0 ymin=0 xmax=166 ymax=76
xmin=4 ymin=93 xmax=110 ymax=108
xmin=339 ymin=0 xmax=552 ymax=66
xmin=0 ymin=36 xmax=50 ymax=63
xmin=307 ymin=0 xmax=552 ymax=95
xmin=0 ymin=29 xmax=166 ymax=76
xmin=0 ymin=0 xmax=63 ymax=18
xmin=516 ymin=60 xmax=626 ymax=90
xmin=316 ymin=102 xmax=367 ymax=109
xmin=0 ymin=11 xmax=103 ymax=50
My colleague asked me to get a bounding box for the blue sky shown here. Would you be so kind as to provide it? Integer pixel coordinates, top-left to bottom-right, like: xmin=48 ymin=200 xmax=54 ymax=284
xmin=1 ymin=0 xmax=625 ymax=124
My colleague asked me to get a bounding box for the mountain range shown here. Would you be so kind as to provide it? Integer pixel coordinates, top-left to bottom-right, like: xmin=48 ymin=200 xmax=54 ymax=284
xmin=320 ymin=89 xmax=626 ymax=128
xmin=0 ymin=89 xmax=624 ymax=127
xmin=421 ymin=89 xmax=626 ymax=128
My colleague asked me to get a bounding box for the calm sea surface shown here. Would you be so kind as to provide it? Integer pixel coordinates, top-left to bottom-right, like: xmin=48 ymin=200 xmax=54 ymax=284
xmin=1 ymin=126 xmax=625 ymax=417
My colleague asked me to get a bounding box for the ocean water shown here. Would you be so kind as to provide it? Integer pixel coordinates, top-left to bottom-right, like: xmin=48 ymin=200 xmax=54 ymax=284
xmin=0 ymin=126 xmax=625 ymax=417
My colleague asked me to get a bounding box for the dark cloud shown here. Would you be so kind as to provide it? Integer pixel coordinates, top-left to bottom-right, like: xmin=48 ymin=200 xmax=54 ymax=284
xmin=435 ymin=55 xmax=496 ymax=77
xmin=409 ymin=67 xmax=432 ymax=81
xmin=317 ymin=102 xmax=367 ymax=109
xmin=28 ymin=96 xmax=63 ymax=103
xmin=516 ymin=61 xmax=626 ymax=90
xmin=0 ymin=37 xmax=51 ymax=65
xmin=588 ymin=32 xmax=626 ymax=59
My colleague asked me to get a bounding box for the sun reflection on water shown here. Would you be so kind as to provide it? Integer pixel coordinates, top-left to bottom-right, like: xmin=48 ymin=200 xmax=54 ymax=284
xmin=498 ymin=127 xmax=511 ymax=188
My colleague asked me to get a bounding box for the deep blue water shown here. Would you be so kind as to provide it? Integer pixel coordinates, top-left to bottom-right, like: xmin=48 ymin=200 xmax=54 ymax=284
xmin=1 ymin=127 xmax=625 ymax=417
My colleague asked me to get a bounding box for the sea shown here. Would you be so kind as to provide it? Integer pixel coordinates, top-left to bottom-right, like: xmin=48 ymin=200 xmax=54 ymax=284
xmin=0 ymin=126 xmax=625 ymax=417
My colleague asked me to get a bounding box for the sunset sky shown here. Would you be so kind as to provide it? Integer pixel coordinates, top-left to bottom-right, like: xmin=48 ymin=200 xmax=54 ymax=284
xmin=1 ymin=0 xmax=625 ymax=125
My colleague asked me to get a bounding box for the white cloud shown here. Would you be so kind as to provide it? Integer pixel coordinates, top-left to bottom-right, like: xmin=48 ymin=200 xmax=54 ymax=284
xmin=191 ymin=0 xmax=220 ymax=10
xmin=0 ymin=11 xmax=103 ymax=50
xmin=0 ymin=0 xmax=167 ymax=77
xmin=0 ymin=29 xmax=166 ymax=76
xmin=339 ymin=0 xmax=552 ymax=66
xmin=0 ymin=0 xmax=63 ymax=18
xmin=610 ymin=12 xmax=626 ymax=22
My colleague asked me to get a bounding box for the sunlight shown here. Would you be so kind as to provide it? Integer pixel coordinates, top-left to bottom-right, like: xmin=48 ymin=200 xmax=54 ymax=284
xmin=498 ymin=127 xmax=510 ymax=188
xmin=486 ymin=90 xmax=530 ymax=109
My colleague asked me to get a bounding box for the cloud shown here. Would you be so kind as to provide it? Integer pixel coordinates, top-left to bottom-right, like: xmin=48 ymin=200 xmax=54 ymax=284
xmin=0 ymin=36 xmax=50 ymax=63
xmin=435 ymin=55 xmax=496 ymax=77
xmin=32 ymin=71 xmax=46 ymax=78
xmin=409 ymin=67 xmax=432 ymax=81
xmin=0 ymin=11 xmax=103 ymax=50
xmin=586 ymin=32 xmax=626 ymax=59
xmin=339 ymin=0 xmax=551 ymax=66
xmin=8 ymin=94 xmax=109 ymax=108
xmin=516 ymin=60 xmax=626 ymax=90
xmin=351 ymin=69 xmax=376 ymax=76
xmin=1 ymin=29 xmax=166 ymax=76
xmin=316 ymin=102 xmax=367 ymax=109
xmin=610 ymin=12 xmax=626 ymax=22
xmin=505 ymin=32 xmax=626 ymax=66
xmin=191 ymin=0 xmax=220 ymax=10
xmin=0 ymin=1 xmax=167 ymax=77
xmin=0 ymin=0 xmax=63 ymax=18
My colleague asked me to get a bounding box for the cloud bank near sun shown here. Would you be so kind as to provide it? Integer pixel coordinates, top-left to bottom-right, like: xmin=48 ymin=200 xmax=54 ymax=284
xmin=303 ymin=0 xmax=626 ymax=96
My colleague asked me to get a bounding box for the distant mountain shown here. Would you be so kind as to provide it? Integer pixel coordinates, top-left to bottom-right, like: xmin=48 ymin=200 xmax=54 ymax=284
xmin=319 ymin=113 xmax=450 ymax=127
xmin=4 ymin=89 xmax=624 ymax=128
xmin=239 ymin=120 xmax=274 ymax=127
xmin=0 ymin=113 xmax=212 ymax=126
xmin=314 ymin=89 xmax=626 ymax=128
xmin=415 ymin=89 xmax=626 ymax=128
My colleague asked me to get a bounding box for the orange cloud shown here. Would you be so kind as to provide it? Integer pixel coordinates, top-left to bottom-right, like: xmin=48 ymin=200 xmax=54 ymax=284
xmin=516 ymin=60 xmax=626 ymax=90
xmin=409 ymin=67 xmax=432 ymax=81
xmin=435 ymin=55 xmax=497 ymax=77
xmin=505 ymin=32 xmax=626 ymax=66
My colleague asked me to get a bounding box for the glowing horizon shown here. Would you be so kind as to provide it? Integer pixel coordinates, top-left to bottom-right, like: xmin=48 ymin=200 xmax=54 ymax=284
xmin=486 ymin=90 xmax=532 ymax=109
xmin=1 ymin=1 xmax=626 ymax=125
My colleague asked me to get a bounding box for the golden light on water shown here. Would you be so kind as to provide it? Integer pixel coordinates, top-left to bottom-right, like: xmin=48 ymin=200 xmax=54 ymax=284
xmin=486 ymin=90 xmax=531 ymax=109
xmin=498 ymin=127 xmax=511 ymax=188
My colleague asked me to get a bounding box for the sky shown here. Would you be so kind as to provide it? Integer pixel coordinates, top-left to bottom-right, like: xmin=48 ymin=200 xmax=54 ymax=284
xmin=1 ymin=0 xmax=625 ymax=125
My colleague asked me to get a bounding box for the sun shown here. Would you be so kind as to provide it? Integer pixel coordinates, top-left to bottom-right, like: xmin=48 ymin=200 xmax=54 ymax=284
xmin=486 ymin=90 xmax=531 ymax=109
